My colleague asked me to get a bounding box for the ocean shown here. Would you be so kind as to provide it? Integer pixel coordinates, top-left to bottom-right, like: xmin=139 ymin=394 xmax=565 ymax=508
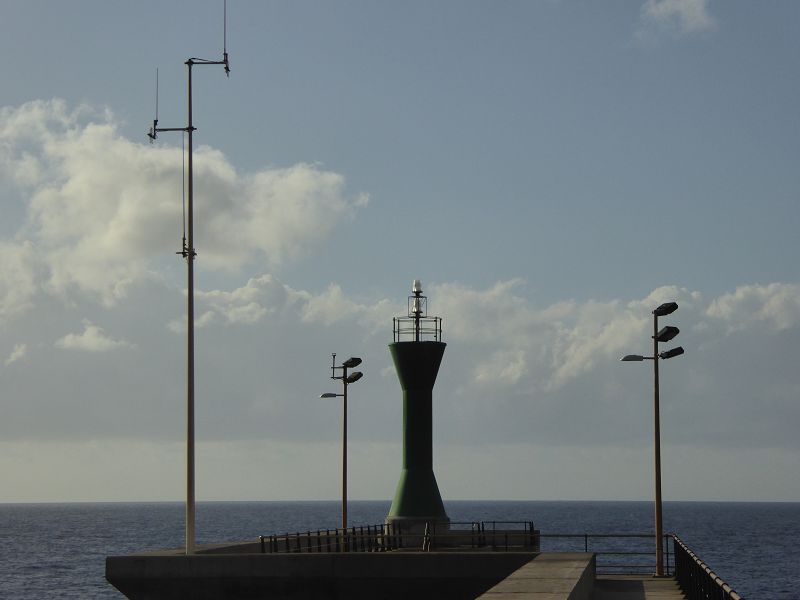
xmin=0 ymin=500 xmax=797 ymax=599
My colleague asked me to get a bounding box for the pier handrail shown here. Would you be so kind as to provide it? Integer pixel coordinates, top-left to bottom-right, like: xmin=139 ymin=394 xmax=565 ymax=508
xmin=254 ymin=527 xmax=662 ymax=571
xmin=536 ymin=532 xmax=673 ymax=574
xmin=254 ymin=524 xmax=744 ymax=598
xmin=672 ymin=535 xmax=743 ymax=600
xmin=257 ymin=521 xmax=539 ymax=554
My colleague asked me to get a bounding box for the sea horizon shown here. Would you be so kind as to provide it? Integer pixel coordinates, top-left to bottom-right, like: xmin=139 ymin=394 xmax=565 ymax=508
xmin=3 ymin=497 xmax=798 ymax=505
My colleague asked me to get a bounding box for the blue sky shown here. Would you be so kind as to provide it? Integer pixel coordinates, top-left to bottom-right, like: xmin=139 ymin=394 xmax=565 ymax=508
xmin=0 ymin=1 xmax=798 ymax=503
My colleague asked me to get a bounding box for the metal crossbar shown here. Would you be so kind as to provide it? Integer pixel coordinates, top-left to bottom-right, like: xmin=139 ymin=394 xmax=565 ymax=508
xmin=536 ymin=533 xmax=673 ymax=575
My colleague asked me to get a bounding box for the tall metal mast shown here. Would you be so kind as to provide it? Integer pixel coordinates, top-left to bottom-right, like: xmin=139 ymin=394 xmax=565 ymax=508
xmin=147 ymin=3 xmax=230 ymax=555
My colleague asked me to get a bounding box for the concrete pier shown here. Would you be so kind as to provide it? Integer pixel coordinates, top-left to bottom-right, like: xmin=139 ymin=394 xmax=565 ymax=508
xmin=107 ymin=548 xmax=600 ymax=600
xmin=478 ymin=553 xmax=595 ymax=599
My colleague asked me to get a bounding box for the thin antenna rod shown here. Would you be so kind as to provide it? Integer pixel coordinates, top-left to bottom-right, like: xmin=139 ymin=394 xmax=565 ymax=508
xmin=181 ymin=132 xmax=186 ymax=253
xmin=223 ymin=0 xmax=230 ymax=76
xmin=155 ymin=68 xmax=159 ymax=121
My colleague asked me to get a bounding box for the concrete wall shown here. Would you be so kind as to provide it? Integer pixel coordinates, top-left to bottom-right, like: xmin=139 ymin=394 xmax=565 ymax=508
xmin=107 ymin=551 xmax=539 ymax=600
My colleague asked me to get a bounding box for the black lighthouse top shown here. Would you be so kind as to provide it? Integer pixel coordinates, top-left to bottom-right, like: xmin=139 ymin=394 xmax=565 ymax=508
xmin=392 ymin=279 xmax=442 ymax=342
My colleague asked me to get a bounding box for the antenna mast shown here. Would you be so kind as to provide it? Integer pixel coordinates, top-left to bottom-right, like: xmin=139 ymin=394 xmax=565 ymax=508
xmin=146 ymin=1 xmax=231 ymax=555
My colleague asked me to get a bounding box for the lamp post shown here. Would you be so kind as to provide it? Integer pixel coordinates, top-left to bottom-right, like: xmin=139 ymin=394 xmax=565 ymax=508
xmin=621 ymin=301 xmax=684 ymax=577
xmin=320 ymin=353 xmax=363 ymax=529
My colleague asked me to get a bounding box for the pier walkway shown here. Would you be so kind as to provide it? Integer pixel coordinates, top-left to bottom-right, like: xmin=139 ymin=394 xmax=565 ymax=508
xmin=475 ymin=554 xmax=686 ymax=600
xmin=477 ymin=553 xmax=594 ymax=598
xmin=593 ymin=575 xmax=687 ymax=599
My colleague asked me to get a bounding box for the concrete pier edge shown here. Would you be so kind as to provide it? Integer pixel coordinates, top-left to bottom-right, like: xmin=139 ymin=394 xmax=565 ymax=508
xmin=106 ymin=549 xmax=595 ymax=600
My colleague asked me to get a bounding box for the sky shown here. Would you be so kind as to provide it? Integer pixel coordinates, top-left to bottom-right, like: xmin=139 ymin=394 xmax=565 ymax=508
xmin=0 ymin=0 xmax=798 ymax=504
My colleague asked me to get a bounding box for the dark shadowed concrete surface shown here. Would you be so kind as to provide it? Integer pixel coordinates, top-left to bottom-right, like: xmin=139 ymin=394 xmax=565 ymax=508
xmin=592 ymin=575 xmax=686 ymax=600
xmin=107 ymin=549 xmax=544 ymax=600
xmin=106 ymin=545 xmax=594 ymax=600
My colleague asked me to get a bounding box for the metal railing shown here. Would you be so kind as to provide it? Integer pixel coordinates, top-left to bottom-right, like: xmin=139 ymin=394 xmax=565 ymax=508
xmin=260 ymin=524 xmax=394 ymax=554
xmin=256 ymin=525 xmax=743 ymax=599
xmin=393 ymin=316 xmax=443 ymax=342
xmin=673 ymin=535 xmax=743 ymax=600
xmin=535 ymin=533 xmax=672 ymax=575
xmin=449 ymin=520 xmax=539 ymax=550
xmin=258 ymin=521 xmax=538 ymax=554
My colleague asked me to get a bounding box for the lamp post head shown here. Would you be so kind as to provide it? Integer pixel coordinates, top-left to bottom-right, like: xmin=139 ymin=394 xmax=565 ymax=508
xmin=659 ymin=346 xmax=685 ymax=360
xmin=655 ymin=326 xmax=680 ymax=343
xmin=345 ymin=371 xmax=363 ymax=384
xmin=653 ymin=302 xmax=678 ymax=317
xmin=620 ymin=354 xmax=646 ymax=362
xmin=342 ymin=357 xmax=362 ymax=369
xmin=320 ymin=393 xmax=339 ymax=398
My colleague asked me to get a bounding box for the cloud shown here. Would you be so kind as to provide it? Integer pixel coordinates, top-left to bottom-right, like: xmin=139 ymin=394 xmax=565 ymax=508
xmin=168 ymin=310 xmax=217 ymax=333
xmin=638 ymin=0 xmax=715 ymax=39
xmin=299 ymin=283 xmax=395 ymax=332
xmin=55 ymin=320 xmax=134 ymax=352
xmin=1 ymin=273 xmax=798 ymax=457
xmin=195 ymin=274 xmax=306 ymax=326
xmin=5 ymin=343 xmax=28 ymax=366
xmin=0 ymin=241 xmax=44 ymax=320
xmin=183 ymin=274 xmax=397 ymax=333
xmin=431 ymin=280 xmax=693 ymax=390
xmin=706 ymin=283 xmax=800 ymax=333
xmin=0 ymin=99 xmax=368 ymax=308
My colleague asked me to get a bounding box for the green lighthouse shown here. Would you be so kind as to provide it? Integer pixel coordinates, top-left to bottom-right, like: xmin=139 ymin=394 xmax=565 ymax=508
xmin=386 ymin=280 xmax=450 ymax=535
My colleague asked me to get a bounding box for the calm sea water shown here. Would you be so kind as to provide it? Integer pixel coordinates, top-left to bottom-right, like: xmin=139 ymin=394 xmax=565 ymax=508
xmin=0 ymin=500 xmax=797 ymax=599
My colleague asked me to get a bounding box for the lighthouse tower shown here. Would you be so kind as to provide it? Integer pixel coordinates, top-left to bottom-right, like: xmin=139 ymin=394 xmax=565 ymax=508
xmin=386 ymin=280 xmax=449 ymax=535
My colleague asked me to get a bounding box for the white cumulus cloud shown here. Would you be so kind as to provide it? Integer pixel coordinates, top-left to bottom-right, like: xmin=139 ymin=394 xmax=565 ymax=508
xmin=638 ymin=0 xmax=715 ymax=39
xmin=182 ymin=275 xmax=397 ymax=333
xmin=706 ymin=283 xmax=800 ymax=333
xmin=0 ymin=99 xmax=368 ymax=308
xmin=55 ymin=320 xmax=134 ymax=352
xmin=193 ymin=274 xmax=307 ymax=327
xmin=0 ymin=241 xmax=45 ymax=321
xmin=5 ymin=343 xmax=28 ymax=366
